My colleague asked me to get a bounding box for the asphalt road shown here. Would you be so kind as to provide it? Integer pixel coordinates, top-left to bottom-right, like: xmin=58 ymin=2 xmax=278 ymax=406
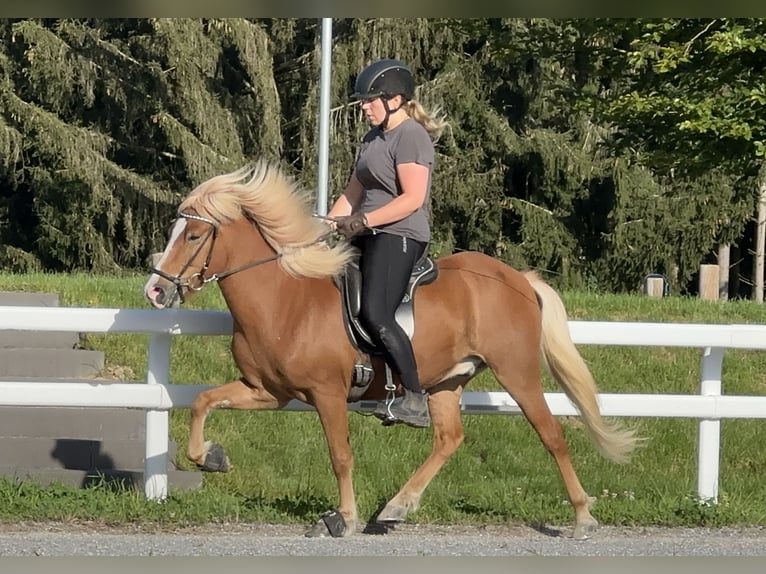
xmin=0 ymin=521 xmax=764 ymax=556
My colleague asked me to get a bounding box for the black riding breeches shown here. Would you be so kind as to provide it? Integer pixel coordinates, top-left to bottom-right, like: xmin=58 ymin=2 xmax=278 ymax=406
xmin=353 ymin=232 xmax=428 ymax=393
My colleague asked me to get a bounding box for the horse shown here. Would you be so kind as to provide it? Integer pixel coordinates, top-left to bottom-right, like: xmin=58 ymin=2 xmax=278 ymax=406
xmin=143 ymin=162 xmax=640 ymax=540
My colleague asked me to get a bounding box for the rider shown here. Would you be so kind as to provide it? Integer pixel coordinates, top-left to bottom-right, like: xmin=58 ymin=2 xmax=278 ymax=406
xmin=328 ymin=58 xmax=447 ymax=428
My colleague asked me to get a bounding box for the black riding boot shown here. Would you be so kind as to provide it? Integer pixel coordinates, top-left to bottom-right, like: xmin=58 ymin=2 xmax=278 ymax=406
xmin=374 ymin=387 xmax=430 ymax=428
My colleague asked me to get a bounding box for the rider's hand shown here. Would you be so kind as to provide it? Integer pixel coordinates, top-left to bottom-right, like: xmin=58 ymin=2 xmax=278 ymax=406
xmin=334 ymin=213 xmax=369 ymax=239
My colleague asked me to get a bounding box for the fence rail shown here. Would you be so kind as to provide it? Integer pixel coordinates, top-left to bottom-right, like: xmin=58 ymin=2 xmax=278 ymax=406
xmin=2 ymin=305 xmax=765 ymax=502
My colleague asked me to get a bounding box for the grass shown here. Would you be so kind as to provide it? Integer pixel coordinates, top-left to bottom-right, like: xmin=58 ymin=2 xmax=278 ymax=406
xmin=2 ymin=271 xmax=766 ymax=529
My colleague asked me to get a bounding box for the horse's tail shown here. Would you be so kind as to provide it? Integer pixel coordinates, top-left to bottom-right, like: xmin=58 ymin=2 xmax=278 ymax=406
xmin=523 ymin=270 xmax=640 ymax=464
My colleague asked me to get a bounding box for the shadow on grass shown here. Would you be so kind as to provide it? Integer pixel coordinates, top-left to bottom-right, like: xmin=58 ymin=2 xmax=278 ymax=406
xmin=239 ymin=494 xmax=334 ymax=520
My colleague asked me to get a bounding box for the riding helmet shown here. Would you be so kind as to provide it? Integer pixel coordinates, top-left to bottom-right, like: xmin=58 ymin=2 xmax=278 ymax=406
xmin=351 ymin=59 xmax=415 ymax=101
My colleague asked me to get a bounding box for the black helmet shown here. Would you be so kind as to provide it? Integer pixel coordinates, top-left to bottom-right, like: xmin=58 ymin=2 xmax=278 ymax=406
xmin=351 ymin=59 xmax=415 ymax=101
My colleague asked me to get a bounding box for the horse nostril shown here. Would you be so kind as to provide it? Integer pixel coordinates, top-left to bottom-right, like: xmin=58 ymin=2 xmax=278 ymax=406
xmin=146 ymin=285 xmax=167 ymax=308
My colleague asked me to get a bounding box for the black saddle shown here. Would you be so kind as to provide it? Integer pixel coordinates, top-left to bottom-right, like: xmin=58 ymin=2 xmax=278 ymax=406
xmin=339 ymin=254 xmax=439 ymax=354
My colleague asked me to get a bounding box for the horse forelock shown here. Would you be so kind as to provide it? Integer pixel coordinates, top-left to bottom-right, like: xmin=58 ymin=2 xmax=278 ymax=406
xmin=179 ymin=162 xmax=355 ymax=279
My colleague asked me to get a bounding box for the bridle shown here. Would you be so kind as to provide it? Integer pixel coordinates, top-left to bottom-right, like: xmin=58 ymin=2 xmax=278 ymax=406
xmin=150 ymin=211 xmax=282 ymax=304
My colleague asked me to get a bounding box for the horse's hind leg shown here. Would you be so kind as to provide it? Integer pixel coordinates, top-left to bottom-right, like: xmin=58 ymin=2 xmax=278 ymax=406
xmin=187 ymin=377 xmax=285 ymax=472
xmin=377 ymin=380 xmax=465 ymax=524
xmin=494 ymin=362 xmax=596 ymax=539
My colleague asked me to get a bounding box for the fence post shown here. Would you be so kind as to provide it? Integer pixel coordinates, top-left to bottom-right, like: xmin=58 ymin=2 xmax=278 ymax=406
xmin=644 ymin=274 xmax=668 ymax=297
xmin=698 ymin=346 xmax=723 ymax=502
xmin=699 ymin=265 xmax=720 ymax=301
xmin=145 ymin=333 xmax=172 ymax=500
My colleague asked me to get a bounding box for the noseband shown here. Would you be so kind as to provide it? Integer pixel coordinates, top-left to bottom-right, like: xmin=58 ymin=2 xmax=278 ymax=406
xmin=150 ymin=211 xmax=281 ymax=304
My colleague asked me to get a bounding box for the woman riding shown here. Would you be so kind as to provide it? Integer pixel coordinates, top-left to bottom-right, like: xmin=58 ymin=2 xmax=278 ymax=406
xmin=328 ymin=58 xmax=447 ymax=428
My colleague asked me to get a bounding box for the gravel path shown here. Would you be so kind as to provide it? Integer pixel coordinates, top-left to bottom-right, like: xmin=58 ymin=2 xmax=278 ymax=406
xmin=0 ymin=522 xmax=764 ymax=556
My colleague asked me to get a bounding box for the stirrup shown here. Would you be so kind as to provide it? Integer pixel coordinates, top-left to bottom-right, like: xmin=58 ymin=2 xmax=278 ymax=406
xmin=377 ymin=364 xmax=398 ymax=424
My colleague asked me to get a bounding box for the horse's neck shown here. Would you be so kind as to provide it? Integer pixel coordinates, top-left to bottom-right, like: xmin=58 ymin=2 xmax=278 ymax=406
xmin=222 ymin=254 xmax=340 ymax=324
xmin=214 ymin=220 xmax=338 ymax=342
xmin=217 ymin=223 xmax=289 ymax=323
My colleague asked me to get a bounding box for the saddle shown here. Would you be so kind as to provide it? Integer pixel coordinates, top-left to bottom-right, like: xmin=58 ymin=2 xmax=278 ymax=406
xmin=334 ymin=252 xmax=439 ymax=401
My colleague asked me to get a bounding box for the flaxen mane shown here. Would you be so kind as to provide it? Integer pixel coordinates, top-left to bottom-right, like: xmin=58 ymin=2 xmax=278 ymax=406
xmin=179 ymin=162 xmax=355 ymax=278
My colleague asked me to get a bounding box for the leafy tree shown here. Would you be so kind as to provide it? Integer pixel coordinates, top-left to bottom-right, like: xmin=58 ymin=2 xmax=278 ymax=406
xmin=449 ymin=19 xmax=666 ymax=290
xmin=583 ymin=18 xmax=766 ymax=297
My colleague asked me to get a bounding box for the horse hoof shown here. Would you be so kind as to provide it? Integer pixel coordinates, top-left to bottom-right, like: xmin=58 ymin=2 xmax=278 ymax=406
xmin=572 ymin=517 xmax=598 ymax=540
xmin=376 ymin=504 xmax=408 ymax=524
xmin=304 ymin=509 xmax=348 ymax=538
xmin=197 ymin=442 xmax=231 ymax=472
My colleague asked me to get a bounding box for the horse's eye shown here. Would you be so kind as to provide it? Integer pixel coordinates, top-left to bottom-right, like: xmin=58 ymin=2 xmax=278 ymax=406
xmin=187 ymin=233 xmax=201 ymax=242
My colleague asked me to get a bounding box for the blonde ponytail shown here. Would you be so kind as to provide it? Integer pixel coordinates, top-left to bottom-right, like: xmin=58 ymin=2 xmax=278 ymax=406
xmin=404 ymin=99 xmax=449 ymax=142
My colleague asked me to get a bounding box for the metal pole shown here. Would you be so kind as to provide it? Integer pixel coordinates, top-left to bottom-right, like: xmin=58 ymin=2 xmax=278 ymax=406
xmin=316 ymin=17 xmax=333 ymax=216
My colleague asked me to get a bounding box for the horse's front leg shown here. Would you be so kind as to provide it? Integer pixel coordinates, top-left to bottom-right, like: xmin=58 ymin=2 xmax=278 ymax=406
xmin=187 ymin=377 xmax=285 ymax=472
xmin=304 ymin=391 xmax=358 ymax=538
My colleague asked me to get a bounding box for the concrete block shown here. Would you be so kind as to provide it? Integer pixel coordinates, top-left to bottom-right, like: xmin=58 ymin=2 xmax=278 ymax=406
xmin=0 ymin=348 xmax=105 ymax=378
xmin=0 ymin=292 xmax=60 ymax=307
xmin=0 ymin=406 xmax=146 ymax=440
xmin=0 ymin=291 xmax=204 ymax=494
xmin=0 ymin=291 xmax=79 ymax=349
xmin=0 ymin=467 xmax=203 ymax=491
xmin=0 ymin=437 xmax=179 ymax=471
xmin=0 ymin=331 xmax=80 ymax=349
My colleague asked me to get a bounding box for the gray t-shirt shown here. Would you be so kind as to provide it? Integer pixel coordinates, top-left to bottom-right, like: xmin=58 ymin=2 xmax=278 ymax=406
xmin=354 ymin=118 xmax=434 ymax=243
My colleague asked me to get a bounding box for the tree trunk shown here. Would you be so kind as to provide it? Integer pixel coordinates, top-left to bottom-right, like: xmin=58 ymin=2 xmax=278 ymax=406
xmin=668 ymin=263 xmax=679 ymax=294
xmin=717 ymin=244 xmax=730 ymax=301
xmin=754 ymin=176 xmax=766 ymax=302
xmin=730 ymin=244 xmax=741 ymax=297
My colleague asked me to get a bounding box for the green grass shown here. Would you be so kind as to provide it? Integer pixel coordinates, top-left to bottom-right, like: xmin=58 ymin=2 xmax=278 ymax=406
xmin=2 ymin=271 xmax=766 ymax=529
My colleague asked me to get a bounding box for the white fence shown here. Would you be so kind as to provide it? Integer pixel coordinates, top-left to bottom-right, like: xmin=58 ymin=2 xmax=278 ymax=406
xmin=2 ymin=306 xmax=766 ymax=503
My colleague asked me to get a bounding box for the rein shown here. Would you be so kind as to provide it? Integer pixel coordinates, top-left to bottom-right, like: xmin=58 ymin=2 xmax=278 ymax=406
xmin=150 ymin=211 xmax=282 ymax=303
xmin=313 ymin=213 xmax=396 ymax=237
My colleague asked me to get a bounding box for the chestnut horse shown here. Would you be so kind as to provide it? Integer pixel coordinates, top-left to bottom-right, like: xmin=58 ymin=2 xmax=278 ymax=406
xmin=144 ymin=163 xmax=638 ymax=539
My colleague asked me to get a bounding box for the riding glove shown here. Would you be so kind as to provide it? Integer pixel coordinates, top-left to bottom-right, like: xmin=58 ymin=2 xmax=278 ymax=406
xmin=335 ymin=212 xmax=369 ymax=238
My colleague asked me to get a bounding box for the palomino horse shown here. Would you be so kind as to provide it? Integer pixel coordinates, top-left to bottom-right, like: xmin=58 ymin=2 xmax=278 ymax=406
xmin=144 ymin=162 xmax=639 ymax=539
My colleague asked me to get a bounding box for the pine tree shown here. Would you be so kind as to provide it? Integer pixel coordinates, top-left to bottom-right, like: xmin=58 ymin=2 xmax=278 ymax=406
xmin=0 ymin=18 xmax=282 ymax=271
xmin=2 ymin=18 xmax=758 ymax=298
